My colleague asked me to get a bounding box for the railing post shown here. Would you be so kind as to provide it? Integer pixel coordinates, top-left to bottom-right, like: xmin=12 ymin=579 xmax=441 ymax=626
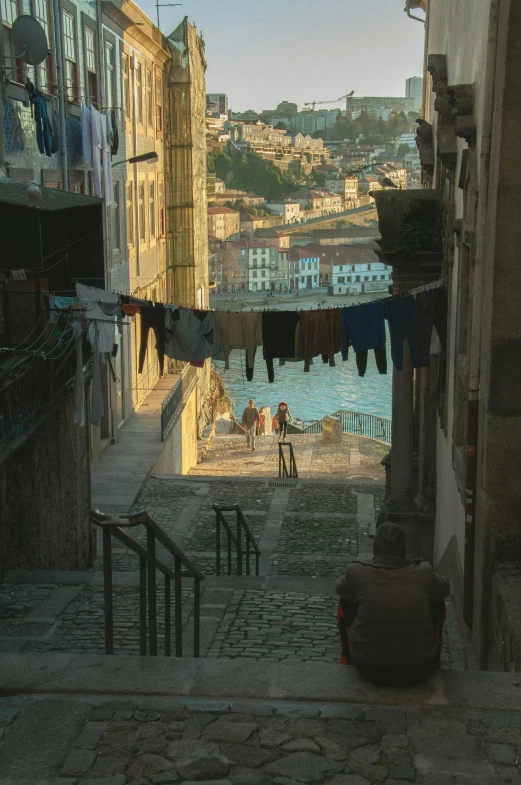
xmin=102 ymin=527 xmax=114 ymax=655
xmin=255 ymin=550 xmax=260 ymax=576
xmin=194 ymin=576 xmax=200 ymax=657
xmin=174 ymin=555 xmax=182 ymax=657
xmin=216 ymin=511 xmax=221 ymax=577
xmin=146 ymin=526 xmax=158 ymax=656
xmin=227 ymin=520 xmax=232 ymax=576
xmin=164 ymin=574 xmax=171 ymax=656
xmin=139 ymin=555 xmax=147 ymax=655
xmin=236 ymin=511 xmax=243 ymax=576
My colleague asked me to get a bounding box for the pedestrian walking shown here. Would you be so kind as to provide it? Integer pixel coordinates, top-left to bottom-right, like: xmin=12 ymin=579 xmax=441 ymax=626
xmin=241 ymin=399 xmax=260 ymax=451
xmin=275 ymin=401 xmax=292 ymax=441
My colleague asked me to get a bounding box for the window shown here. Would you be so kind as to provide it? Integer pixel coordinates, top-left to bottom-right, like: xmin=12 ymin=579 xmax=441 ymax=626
xmin=351 ymin=265 xmax=355 ymax=272
xmin=122 ymin=52 xmax=130 ymax=119
xmin=158 ymin=180 xmax=164 ymax=236
xmin=253 ymin=249 xmax=257 ymax=255
xmin=307 ymin=262 xmax=311 ymax=270
xmin=380 ymin=275 xmax=385 ymax=280
xmin=155 ymin=75 xmax=162 ymax=131
xmin=367 ymin=263 xmax=371 ymax=270
xmin=62 ymin=11 xmax=77 ymax=98
xmin=85 ymin=28 xmax=97 ymax=103
xmin=146 ymin=68 xmax=153 ymax=126
xmin=136 ymin=62 xmax=143 ymax=124
xmin=355 ymin=275 xmax=360 ymax=282
xmin=372 ymin=275 xmax=377 ymax=281
xmin=2 ymin=0 xmax=23 ymax=83
xmin=126 ymin=182 xmax=133 ymax=245
xmin=337 ymin=276 xmax=345 ymax=284
xmin=34 ymin=0 xmax=52 ymax=90
xmin=138 ymin=182 xmax=145 ymax=241
xmin=339 ymin=266 xmax=343 ymax=272
xmin=111 ymin=182 xmax=121 ymax=251
xmin=105 ymin=42 xmax=115 ymax=110
xmin=148 ymin=180 xmax=155 ymax=238
xmin=252 ymin=270 xmax=257 ymax=278
xmin=346 ymin=276 xmax=351 ymax=283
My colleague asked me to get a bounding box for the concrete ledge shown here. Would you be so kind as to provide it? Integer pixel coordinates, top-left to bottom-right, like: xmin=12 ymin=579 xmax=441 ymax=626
xmin=1 ymin=653 xmax=521 ymax=712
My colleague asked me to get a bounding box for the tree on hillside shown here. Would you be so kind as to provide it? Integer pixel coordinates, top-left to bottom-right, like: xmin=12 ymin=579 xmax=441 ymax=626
xmin=397 ymin=143 xmax=412 ymax=161
xmin=274 ymin=121 xmax=288 ymax=130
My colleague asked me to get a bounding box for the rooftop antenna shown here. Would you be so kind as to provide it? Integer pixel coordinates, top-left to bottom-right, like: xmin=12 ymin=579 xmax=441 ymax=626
xmin=11 ymin=15 xmax=49 ymax=65
xmin=155 ymin=1 xmax=182 ymax=30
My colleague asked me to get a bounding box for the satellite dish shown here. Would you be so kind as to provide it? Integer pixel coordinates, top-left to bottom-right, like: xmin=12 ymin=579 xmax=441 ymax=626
xmin=12 ymin=15 xmax=49 ymax=66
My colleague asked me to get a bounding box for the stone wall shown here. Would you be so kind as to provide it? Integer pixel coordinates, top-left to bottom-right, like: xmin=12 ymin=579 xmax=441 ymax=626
xmin=153 ymin=384 xmax=198 ymax=475
xmin=0 ymin=394 xmax=93 ymax=579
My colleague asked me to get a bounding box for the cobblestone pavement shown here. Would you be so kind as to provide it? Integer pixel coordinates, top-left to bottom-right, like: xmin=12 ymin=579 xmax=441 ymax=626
xmin=1 ymin=693 xmax=520 ymax=784
xmin=0 ymin=469 xmax=466 ymax=670
xmin=189 ymin=434 xmax=387 ymax=481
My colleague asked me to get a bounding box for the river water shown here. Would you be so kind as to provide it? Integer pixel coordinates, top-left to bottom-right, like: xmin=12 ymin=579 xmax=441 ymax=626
xmin=213 ymin=344 xmax=392 ymax=425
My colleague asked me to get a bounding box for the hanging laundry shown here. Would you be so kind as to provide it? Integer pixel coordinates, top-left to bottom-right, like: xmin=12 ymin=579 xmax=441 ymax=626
xmin=342 ymin=301 xmax=386 ymax=356
xmin=138 ymin=303 xmax=166 ymax=375
xmin=355 ymin=346 xmax=387 ymax=377
xmin=297 ymin=309 xmax=342 ymax=373
xmin=90 ymin=105 xmax=103 ymax=197
xmin=100 ymin=112 xmax=114 ymax=205
xmin=261 ymin=311 xmax=300 ymax=383
xmin=121 ymin=303 xmax=140 ymax=317
xmin=76 ymin=282 xmax=118 ymax=353
xmin=414 ymin=287 xmax=448 ymax=366
xmin=108 ymin=109 xmax=119 ymax=157
xmin=121 ymin=294 xmax=149 ymax=306
xmin=384 ymin=296 xmax=421 ymax=370
xmin=164 ymin=307 xmax=222 ymax=364
xmin=213 ymin=311 xmax=262 ymax=371
xmin=81 ymin=101 xmax=92 ymax=165
xmin=91 ymin=327 xmax=104 ymax=427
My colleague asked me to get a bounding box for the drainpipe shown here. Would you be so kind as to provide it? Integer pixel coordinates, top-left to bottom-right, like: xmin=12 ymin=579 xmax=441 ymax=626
xmin=404 ymin=0 xmax=425 ymax=23
xmin=463 ymin=0 xmax=500 ymax=631
xmin=51 ymin=0 xmax=69 ymax=190
xmin=0 ymin=3 xmax=6 ymax=168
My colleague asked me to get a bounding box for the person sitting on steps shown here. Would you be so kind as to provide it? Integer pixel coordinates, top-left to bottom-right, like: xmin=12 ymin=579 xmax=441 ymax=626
xmin=335 ymin=522 xmax=450 ymax=687
xmin=276 ymin=401 xmax=292 ymax=441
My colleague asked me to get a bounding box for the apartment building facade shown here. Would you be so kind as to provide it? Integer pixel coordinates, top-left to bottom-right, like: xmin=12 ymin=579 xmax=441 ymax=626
xmin=207 ymin=206 xmax=240 ymax=240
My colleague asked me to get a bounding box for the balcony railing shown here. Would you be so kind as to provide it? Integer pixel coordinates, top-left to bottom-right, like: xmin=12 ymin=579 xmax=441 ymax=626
xmin=297 ymin=409 xmax=391 ymax=444
xmin=161 ymin=364 xmax=199 ymax=441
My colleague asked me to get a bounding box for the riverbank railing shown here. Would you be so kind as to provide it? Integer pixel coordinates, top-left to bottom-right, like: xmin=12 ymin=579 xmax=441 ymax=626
xmin=299 ymin=409 xmax=391 ymax=444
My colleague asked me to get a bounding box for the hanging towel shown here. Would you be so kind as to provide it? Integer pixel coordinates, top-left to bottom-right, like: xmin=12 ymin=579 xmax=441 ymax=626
xmin=81 ymin=101 xmax=92 ymax=165
xmin=138 ymin=304 xmax=165 ymax=375
xmin=261 ymin=311 xmax=300 ymax=383
xmin=213 ymin=311 xmax=262 ymax=370
xmin=164 ymin=307 xmax=222 ymax=363
xmin=90 ymin=105 xmax=103 ymax=197
xmin=297 ymin=309 xmax=342 ymax=372
xmin=384 ymin=296 xmax=420 ymax=370
xmin=76 ymin=282 xmax=118 ymax=353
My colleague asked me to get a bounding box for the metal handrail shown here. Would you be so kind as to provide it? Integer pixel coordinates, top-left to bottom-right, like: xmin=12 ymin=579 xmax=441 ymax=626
xmin=212 ymin=503 xmax=260 ymax=577
xmin=91 ymin=509 xmax=204 ymax=658
xmin=279 ymin=441 xmax=298 ymax=478
xmin=299 ymin=409 xmax=391 ymax=444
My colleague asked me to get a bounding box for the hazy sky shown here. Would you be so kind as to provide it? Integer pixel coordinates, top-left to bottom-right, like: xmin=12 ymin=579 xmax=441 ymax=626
xmin=139 ymin=0 xmax=425 ymax=112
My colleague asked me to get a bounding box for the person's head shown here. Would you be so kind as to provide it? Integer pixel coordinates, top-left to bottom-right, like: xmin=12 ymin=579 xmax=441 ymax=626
xmin=248 ymin=399 xmax=255 ymax=408
xmin=279 ymin=402 xmax=287 ymax=409
xmin=373 ymin=522 xmax=406 ymax=558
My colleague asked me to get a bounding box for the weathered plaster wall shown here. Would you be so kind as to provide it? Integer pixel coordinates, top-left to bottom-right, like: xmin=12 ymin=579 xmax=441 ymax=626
xmin=0 ymin=395 xmax=93 ymax=578
xmin=153 ymin=384 xmax=198 ymax=475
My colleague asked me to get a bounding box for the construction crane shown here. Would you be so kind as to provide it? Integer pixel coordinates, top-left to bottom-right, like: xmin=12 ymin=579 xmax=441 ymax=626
xmin=304 ymin=91 xmax=354 ymax=133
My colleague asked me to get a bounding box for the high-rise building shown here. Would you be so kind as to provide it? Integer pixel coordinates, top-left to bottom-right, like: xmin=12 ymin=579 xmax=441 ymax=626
xmin=405 ymin=76 xmax=423 ymax=108
xmin=206 ymin=93 xmax=228 ymax=116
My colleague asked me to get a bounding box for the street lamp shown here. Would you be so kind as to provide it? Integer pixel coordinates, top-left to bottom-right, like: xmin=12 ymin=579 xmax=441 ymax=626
xmin=111 ymin=151 xmax=159 ymax=168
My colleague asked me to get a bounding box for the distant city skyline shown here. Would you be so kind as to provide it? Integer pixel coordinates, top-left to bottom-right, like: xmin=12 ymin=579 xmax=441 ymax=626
xmin=138 ymin=0 xmax=426 ymax=112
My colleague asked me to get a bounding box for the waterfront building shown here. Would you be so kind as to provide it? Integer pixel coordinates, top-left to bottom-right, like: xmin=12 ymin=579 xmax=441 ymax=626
xmin=207 ymin=206 xmax=241 ymax=240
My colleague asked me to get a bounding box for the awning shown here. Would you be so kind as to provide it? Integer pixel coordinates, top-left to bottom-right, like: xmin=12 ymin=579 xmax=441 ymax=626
xmin=0 ymin=178 xmax=103 ymax=211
